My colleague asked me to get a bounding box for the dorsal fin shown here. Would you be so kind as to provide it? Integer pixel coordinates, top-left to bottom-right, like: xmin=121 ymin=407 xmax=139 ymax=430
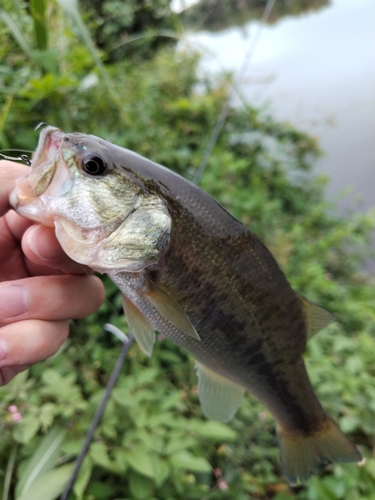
xmin=299 ymin=294 xmax=335 ymax=340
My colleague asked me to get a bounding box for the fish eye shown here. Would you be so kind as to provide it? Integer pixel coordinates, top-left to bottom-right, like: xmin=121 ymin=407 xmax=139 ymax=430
xmin=81 ymin=153 xmax=108 ymax=176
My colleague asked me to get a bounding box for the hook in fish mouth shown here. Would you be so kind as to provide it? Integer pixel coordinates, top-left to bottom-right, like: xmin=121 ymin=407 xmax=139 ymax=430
xmin=32 ymin=125 xmax=64 ymax=166
xmin=34 ymin=122 xmax=50 ymax=131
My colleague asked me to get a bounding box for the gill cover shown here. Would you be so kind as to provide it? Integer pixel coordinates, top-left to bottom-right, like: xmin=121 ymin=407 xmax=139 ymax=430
xmin=12 ymin=126 xmax=173 ymax=273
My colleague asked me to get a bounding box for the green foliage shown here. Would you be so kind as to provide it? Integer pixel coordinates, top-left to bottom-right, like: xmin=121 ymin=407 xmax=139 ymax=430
xmin=79 ymin=0 xmax=180 ymax=63
xmin=181 ymin=0 xmax=330 ymax=32
xmin=1 ymin=1 xmax=374 ymax=499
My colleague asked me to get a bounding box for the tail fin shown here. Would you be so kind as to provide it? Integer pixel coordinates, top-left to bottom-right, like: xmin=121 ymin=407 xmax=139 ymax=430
xmin=278 ymin=418 xmax=362 ymax=485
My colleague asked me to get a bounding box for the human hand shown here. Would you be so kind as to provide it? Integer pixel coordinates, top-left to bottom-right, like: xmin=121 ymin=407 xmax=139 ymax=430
xmin=0 ymin=160 xmax=105 ymax=385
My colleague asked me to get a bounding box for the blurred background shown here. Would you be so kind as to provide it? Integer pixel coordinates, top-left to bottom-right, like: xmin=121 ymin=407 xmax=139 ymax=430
xmin=183 ymin=0 xmax=375 ymax=215
xmin=0 ymin=1 xmax=374 ymax=499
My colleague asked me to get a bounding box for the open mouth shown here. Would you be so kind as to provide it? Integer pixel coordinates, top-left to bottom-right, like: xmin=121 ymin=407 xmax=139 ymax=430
xmin=31 ymin=125 xmax=64 ymax=167
xmin=9 ymin=126 xmax=68 ymax=218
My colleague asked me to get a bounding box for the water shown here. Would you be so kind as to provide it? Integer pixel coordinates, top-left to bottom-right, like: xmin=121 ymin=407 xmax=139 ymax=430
xmin=186 ymin=0 xmax=375 ymax=215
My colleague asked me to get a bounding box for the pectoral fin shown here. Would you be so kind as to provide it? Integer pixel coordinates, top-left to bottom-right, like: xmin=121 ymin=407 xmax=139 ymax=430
xmin=122 ymin=295 xmax=155 ymax=356
xmin=196 ymin=362 xmax=244 ymax=421
xmin=299 ymin=295 xmax=335 ymax=339
xmin=144 ymin=279 xmax=200 ymax=341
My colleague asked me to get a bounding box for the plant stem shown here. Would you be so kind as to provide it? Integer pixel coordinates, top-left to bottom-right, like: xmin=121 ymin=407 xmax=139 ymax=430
xmin=2 ymin=445 xmax=17 ymax=500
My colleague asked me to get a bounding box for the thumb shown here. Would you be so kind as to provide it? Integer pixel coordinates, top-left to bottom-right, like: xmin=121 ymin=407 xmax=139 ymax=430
xmin=0 ymin=161 xmax=29 ymax=217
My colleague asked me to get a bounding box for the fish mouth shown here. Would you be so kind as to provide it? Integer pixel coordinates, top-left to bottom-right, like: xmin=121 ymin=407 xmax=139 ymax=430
xmin=31 ymin=125 xmax=64 ymax=168
xmin=9 ymin=126 xmax=70 ymax=224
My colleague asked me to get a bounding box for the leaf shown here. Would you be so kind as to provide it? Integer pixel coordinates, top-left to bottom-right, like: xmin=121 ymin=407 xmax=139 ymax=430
xmin=0 ymin=9 xmax=33 ymax=59
xmin=73 ymin=456 xmax=93 ymax=500
xmin=159 ymin=391 xmax=184 ymax=412
xmin=146 ymin=413 xmax=181 ymax=429
xmin=86 ymin=481 xmax=116 ymax=500
xmin=150 ymin=456 xmax=170 ymax=486
xmin=126 ymin=445 xmax=157 ymax=479
xmin=340 ymin=415 xmax=360 ymax=433
xmin=345 ymin=355 xmax=364 ymax=375
xmin=134 ymin=367 xmax=159 ymax=386
xmin=169 ymin=450 xmax=212 ymax=473
xmin=128 ymin=471 xmax=153 ymax=500
xmin=364 ymin=458 xmax=375 ymax=480
xmin=89 ymin=441 xmax=112 ymax=469
xmin=39 ymin=403 xmax=56 ymax=429
xmin=307 ymin=476 xmax=340 ymax=500
xmin=3 ymin=445 xmax=16 ymax=500
xmin=132 ymin=407 xmax=148 ymax=428
xmin=16 ymin=426 xmax=67 ymax=498
xmin=113 ymin=448 xmax=128 ymax=473
xmin=148 ymin=434 xmax=165 ymax=454
xmin=188 ymin=420 xmax=238 ymax=441
xmin=30 ymin=0 xmax=47 ymax=50
xmin=13 ymin=415 xmax=40 ymax=444
xmin=0 ymin=94 xmax=13 ymax=137
xmin=16 ymin=464 xmax=73 ymax=500
xmin=61 ymin=438 xmax=84 ymax=456
xmin=164 ymin=435 xmax=197 ymax=455
xmin=112 ymin=387 xmax=134 ymax=409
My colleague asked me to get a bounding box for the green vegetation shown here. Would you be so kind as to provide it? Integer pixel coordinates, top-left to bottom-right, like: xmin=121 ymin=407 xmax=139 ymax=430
xmin=181 ymin=0 xmax=329 ymax=32
xmin=1 ymin=1 xmax=374 ymax=499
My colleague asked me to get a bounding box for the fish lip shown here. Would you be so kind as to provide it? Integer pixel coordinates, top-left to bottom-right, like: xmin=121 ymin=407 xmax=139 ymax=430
xmin=10 ymin=126 xmax=67 ymax=215
xmin=31 ymin=125 xmax=64 ymax=167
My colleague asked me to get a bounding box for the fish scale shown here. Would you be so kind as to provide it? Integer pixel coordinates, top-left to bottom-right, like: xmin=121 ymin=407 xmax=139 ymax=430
xmin=121 ymin=180 xmax=340 ymax=433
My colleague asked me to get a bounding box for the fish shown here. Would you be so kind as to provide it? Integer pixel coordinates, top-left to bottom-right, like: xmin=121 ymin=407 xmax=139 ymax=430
xmin=9 ymin=125 xmax=361 ymax=484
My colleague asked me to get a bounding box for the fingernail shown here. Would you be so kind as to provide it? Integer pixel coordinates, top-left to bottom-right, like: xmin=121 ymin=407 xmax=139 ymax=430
xmin=28 ymin=225 xmax=64 ymax=260
xmin=0 ymin=285 xmax=28 ymax=319
xmin=0 ymin=339 xmax=8 ymax=361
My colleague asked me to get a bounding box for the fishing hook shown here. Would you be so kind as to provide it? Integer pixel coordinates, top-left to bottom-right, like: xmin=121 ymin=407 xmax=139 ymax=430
xmin=20 ymin=155 xmax=32 ymax=166
xmin=0 ymin=152 xmax=32 ymax=165
xmin=34 ymin=121 xmax=50 ymax=131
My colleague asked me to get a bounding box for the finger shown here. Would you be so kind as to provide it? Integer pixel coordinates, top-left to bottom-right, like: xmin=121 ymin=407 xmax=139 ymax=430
xmin=0 ymin=275 xmax=105 ymax=324
xmin=0 ymin=161 xmax=29 ymax=216
xmin=22 ymin=224 xmax=92 ymax=275
xmin=0 ymin=211 xmax=38 ymax=281
xmin=0 ymin=217 xmax=29 ymax=280
xmin=0 ymin=319 xmax=69 ymax=372
xmin=0 ymin=364 xmax=29 ymax=386
xmin=3 ymin=209 xmax=33 ymax=242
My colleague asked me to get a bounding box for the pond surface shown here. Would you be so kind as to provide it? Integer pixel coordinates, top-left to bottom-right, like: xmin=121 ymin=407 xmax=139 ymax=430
xmin=186 ymin=0 xmax=375 ymax=216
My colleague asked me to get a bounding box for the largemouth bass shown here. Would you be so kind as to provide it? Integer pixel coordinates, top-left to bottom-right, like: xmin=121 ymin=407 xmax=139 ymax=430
xmin=10 ymin=126 xmax=361 ymax=484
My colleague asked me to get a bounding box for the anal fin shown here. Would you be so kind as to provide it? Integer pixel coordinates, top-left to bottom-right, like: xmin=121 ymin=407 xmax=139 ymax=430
xmin=196 ymin=362 xmax=244 ymax=422
xmin=122 ymin=295 xmax=155 ymax=356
